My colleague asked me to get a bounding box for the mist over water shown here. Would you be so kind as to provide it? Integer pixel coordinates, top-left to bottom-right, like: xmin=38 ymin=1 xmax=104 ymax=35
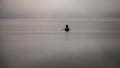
xmin=0 ymin=0 xmax=120 ymax=68
xmin=0 ymin=19 xmax=120 ymax=68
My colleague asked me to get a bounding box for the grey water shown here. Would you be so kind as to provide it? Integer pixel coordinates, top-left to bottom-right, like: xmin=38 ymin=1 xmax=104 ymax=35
xmin=0 ymin=19 xmax=120 ymax=68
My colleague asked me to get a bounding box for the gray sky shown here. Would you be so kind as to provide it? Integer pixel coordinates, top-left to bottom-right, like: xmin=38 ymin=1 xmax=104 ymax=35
xmin=0 ymin=0 xmax=120 ymax=18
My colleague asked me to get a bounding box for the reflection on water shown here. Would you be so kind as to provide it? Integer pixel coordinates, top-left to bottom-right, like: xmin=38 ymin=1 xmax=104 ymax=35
xmin=1 ymin=19 xmax=120 ymax=68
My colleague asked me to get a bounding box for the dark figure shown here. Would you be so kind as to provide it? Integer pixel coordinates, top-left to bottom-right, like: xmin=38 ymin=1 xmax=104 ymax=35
xmin=64 ymin=25 xmax=70 ymax=32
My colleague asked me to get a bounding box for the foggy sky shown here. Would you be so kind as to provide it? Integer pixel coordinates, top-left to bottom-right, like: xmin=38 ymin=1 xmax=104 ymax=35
xmin=0 ymin=0 xmax=120 ymax=18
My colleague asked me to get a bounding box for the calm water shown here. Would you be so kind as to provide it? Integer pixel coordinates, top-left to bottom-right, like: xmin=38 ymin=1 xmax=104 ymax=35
xmin=1 ymin=19 xmax=120 ymax=68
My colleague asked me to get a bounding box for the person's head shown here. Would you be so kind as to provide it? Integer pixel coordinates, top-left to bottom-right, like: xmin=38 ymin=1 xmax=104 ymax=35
xmin=66 ymin=25 xmax=69 ymax=28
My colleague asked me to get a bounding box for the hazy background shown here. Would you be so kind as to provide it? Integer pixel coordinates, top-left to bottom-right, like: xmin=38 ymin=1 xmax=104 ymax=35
xmin=0 ymin=0 xmax=120 ymax=68
xmin=0 ymin=0 xmax=120 ymax=18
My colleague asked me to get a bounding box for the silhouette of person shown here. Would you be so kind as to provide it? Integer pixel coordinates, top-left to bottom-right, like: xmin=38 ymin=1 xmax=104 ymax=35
xmin=64 ymin=25 xmax=70 ymax=32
